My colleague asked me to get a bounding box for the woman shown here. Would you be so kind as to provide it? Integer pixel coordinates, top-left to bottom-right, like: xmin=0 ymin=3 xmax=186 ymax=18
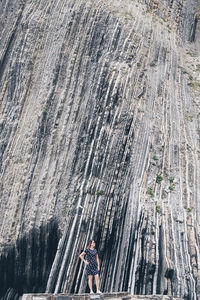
xmin=79 ymin=240 xmax=102 ymax=294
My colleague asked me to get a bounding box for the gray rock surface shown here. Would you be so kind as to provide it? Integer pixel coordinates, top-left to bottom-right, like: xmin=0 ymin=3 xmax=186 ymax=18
xmin=21 ymin=292 xmax=184 ymax=300
xmin=0 ymin=0 xmax=200 ymax=299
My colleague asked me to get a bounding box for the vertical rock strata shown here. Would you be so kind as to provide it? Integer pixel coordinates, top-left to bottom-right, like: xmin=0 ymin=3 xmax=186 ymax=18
xmin=0 ymin=0 xmax=200 ymax=299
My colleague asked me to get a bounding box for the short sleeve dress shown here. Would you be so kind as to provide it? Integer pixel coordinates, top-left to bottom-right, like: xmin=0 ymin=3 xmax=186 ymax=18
xmin=84 ymin=248 xmax=99 ymax=276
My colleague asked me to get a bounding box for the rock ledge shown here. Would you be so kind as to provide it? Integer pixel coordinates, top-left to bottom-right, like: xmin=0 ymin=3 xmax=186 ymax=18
xmin=22 ymin=292 xmax=184 ymax=300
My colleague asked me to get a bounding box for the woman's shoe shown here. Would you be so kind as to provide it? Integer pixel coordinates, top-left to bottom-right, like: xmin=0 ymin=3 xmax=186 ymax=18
xmin=90 ymin=291 xmax=94 ymax=294
xmin=97 ymin=290 xmax=102 ymax=294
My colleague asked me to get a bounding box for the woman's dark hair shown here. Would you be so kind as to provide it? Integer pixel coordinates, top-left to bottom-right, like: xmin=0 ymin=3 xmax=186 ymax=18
xmin=86 ymin=239 xmax=95 ymax=249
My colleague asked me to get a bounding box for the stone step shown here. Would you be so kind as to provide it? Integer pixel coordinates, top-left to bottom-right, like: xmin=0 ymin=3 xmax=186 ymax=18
xmin=22 ymin=292 xmax=184 ymax=300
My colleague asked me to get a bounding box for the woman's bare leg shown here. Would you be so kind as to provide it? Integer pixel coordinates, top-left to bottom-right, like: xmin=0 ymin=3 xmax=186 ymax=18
xmin=88 ymin=275 xmax=93 ymax=292
xmin=94 ymin=274 xmax=100 ymax=291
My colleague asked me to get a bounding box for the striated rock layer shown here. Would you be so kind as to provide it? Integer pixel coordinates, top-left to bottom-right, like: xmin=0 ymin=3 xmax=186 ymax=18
xmin=0 ymin=0 xmax=200 ymax=299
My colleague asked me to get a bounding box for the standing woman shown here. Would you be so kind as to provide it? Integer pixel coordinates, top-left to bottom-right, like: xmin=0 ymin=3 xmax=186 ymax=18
xmin=79 ymin=240 xmax=102 ymax=294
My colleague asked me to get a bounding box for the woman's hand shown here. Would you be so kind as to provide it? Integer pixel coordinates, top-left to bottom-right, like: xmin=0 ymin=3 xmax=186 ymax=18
xmin=85 ymin=261 xmax=89 ymax=265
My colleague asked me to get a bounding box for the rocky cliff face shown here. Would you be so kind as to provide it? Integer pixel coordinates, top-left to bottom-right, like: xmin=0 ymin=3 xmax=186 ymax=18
xmin=0 ymin=0 xmax=200 ymax=299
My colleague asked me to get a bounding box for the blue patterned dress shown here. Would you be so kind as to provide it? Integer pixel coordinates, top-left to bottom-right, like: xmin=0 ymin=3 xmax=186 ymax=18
xmin=84 ymin=248 xmax=99 ymax=276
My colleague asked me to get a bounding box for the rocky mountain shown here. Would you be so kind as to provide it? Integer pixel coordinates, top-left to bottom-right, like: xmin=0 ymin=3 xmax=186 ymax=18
xmin=0 ymin=0 xmax=200 ymax=299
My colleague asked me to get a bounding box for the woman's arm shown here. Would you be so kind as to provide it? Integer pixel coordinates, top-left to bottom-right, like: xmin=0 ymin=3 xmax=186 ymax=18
xmin=79 ymin=251 xmax=89 ymax=265
xmin=96 ymin=254 xmax=100 ymax=271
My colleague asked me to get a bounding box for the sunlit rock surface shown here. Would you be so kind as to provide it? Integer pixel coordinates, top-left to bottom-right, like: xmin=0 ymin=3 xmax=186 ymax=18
xmin=21 ymin=292 xmax=184 ymax=300
xmin=0 ymin=0 xmax=200 ymax=299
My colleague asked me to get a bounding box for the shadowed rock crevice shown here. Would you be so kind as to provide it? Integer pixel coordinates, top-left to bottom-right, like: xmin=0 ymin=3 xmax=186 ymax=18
xmin=189 ymin=15 xmax=198 ymax=43
xmin=0 ymin=220 xmax=60 ymax=299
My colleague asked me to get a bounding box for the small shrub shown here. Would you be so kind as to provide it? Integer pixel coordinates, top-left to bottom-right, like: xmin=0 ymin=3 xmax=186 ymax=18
xmin=156 ymin=205 xmax=161 ymax=213
xmin=179 ymin=66 xmax=190 ymax=75
xmin=188 ymin=79 xmax=200 ymax=89
xmin=153 ymin=155 xmax=158 ymax=160
xmin=186 ymin=207 xmax=192 ymax=212
xmin=137 ymin=62 xmax=141 ymax=68
xmin=96 ymin=190 xmax=104 ymax=196
xmin=186 ymin=51 xmax=197 ymax=57
xmin=156 ymin=174 xmax=163 ymax=184
xmin=169 ymin=184 xmax=175 ymax=191
xmin=147 ymin=188 xmax=154 ymax=197
xmin=169 ymin=177 xmax=174 ymax=183
xmin=196 ymin=64 xmax=200 ymax=71
xmin=43 ymin=107 xmax=48 ymax=116
xmin=185 ymin=113 xmax=193 ymax=122
xmin=150 ymin=60 xmax=157 ymax=67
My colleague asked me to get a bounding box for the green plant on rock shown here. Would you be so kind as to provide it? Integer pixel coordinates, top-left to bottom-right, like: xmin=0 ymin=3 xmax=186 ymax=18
xmin=153 ymin=155 xmax=158 ymax=160
xmin=179 ymin=66 xmax=190 ymax=75
xmin=186 ymin=207 xmax=192 ymax=212
xmin=96 ymin=190 xmax=104 ymax=196
xmin=156 ymin=204 xmax=161 ymax=213
xmin=196 ymin=64 xmax=200 ymax=71
xmin=137 ymin=62 xmax=141 ymax=68
xmin=42 ymin=107 xmax=48 ymax=116
xmin=147 ymin=187 xmax=154 ymax=197
xmin=188 ymin=79 xmax=200 ymax=89
xmin=185 ymin=113 xmax=193 ymax=122
xmin=169 ymin=177 xmax=174 ymax=184
xmin=168 ymin=177 xmax=175 ymax=191
xmin=150 ymin=60 xmax=157 ymax=67
xmin=169 ymin=184 xmax=175 ymax=191
xmin=186 ymin=51 xmax=197 ymax=57
xmin=156 ymin=174 xmax=163 ymax=184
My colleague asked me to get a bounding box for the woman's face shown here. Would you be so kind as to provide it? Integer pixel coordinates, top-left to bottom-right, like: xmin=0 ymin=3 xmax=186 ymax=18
xmin=91 ymin=240 xmax=96 ymax=247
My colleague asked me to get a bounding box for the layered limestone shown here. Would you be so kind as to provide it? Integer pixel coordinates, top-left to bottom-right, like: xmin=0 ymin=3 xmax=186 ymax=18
xmin=0 ymin=0 xmax=200 ymax=299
